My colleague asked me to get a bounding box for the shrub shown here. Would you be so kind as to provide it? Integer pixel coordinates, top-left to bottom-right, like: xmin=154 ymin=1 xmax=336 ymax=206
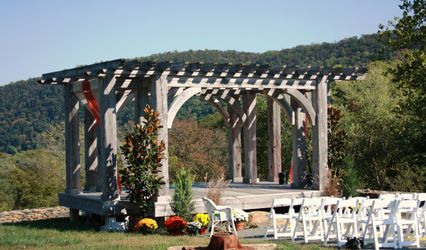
xmin=120 ymin=105 xmax=166 ymax=216
xmin=341 ymin=156 xmax=360 ymax=198
xmin=171 ymin=168 xmax=194 ymax=221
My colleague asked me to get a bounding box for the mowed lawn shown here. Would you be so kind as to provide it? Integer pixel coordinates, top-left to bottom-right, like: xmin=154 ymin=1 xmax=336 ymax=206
xmin=0 ymin=218 xmax=326 ymax=250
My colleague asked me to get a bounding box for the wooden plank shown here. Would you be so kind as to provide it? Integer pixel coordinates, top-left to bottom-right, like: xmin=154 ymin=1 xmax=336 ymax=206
xmin=99 ymin=75 xmax=120 ymax=201
xmin=312 ymin=76 xmax=329 ymax=191
xmin=84 ymin=107 xmax=98 ymax=192
xmin=291 ymin=100 xmax=307 ymax=189
xmin=267 ymin=97 xmax=281 ymax=182
xmin=64 ymin=84 xmax=81 ymax=194
xmin=151 ymin=74 xmax=169 ymax=196
xmin=242 ymin=93 xmax=258 ymax=184
xmin=42 ymin=59 xmax=125 ymax=81
xmin=228 ymin=105 xmax=243 ymax=182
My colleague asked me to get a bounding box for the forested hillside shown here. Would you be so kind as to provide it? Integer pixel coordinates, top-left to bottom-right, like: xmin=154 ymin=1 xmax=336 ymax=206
xmin=0 ymin=33 xmax=390 ymax=154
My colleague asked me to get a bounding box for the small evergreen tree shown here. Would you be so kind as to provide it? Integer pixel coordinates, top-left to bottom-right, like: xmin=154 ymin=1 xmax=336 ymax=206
xmin=171 ymin=168 xmax=194 ymax=221
xmin=120 ymin=105 xmax=165 ymax=216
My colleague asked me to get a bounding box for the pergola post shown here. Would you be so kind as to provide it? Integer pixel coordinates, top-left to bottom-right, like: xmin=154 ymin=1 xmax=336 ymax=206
xmin=291 ymin=99 xmax=307 ymax=188
xmin=312 ymin=76 xmax=329 ymax=191
xmin=99 ymin=75 xmax=120 ymax=201
xmin=64 ymin=83 xmax=81 ymax=194
xmin=84 ymin=107 xmax=98 ymax=192
xmin=267 ymin=96 xmax=282 ymax=182
xmin=228 ymin=105 xmax=243 ymax=182
xmin=151 ymin=75 xmax=169 ymax=196
xmin=135 ymin=85 xmax=149 ymax=124
xmin=243 ymin=93 xmax=258 ymax=184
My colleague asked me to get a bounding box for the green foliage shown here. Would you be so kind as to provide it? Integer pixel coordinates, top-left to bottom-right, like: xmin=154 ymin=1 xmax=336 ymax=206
xmin=380 ymin=0 xmax=426 ymax=172
xmin=171 ymin=168 xmax=194 ymax=221
xmin=0 ymin=79 xmax=63 ymax=153
xmin=0 ymin=149 xmax=65 ymax=211
xmin=120 ymin=105 xmax=166 ymax=216
xmin=169 ymin=120 xmax=227 ymax=182
xmin=333 ymin=61 xmax=425 ymax=191
xmin=341 ymin=157 xmax=360 ymax=198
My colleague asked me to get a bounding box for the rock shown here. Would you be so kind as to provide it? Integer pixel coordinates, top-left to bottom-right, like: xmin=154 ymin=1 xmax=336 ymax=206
xmin=248 ymin=211 xmax=269 ymax=226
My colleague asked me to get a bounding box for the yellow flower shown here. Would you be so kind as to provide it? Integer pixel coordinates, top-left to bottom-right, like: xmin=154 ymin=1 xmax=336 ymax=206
xmin=135 ymin=218 xmax=158 ymax=231
xmin=193 ymin=213 xmax=209 ymax=227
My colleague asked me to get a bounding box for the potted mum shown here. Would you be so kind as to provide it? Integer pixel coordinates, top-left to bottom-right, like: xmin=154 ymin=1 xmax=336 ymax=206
xmin=165 ymin=216 xmax=187 ymax=235
xmin=232 ymin=208 xmax=249 ymax=231
xmin=193 ymin=213 xmax=210 ymax=234
xmin=134 ymin=218 xmax=158 ymax=234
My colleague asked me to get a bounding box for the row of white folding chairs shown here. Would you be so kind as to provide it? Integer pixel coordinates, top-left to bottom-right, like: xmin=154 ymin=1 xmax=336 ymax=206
xmin=264 ymin=194 xmax=426 ymax=248
xmin=264 ymin=196 xmax=346 ymax=243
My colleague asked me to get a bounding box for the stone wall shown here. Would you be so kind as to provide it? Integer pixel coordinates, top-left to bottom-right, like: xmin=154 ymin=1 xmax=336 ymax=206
xmin=0 ymin=206 xmax=69 ymax=223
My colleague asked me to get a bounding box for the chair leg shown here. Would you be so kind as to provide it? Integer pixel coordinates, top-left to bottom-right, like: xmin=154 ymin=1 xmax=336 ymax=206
xmin=210 ymin=222 xmax=215 ymax=237
xmin=302 ymin=220 xmax=309 ymax=243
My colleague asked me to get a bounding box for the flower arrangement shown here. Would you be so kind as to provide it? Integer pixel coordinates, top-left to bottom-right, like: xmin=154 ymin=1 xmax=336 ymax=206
xmin=186 ymin=221 xmax=202 ymax=235
xmin=134 ymin=218 xmax=158 ymax=234
xmin=165 ymin=216 xmax=187 ymax=235
xmin=232 ymin=208 xmax=249 ymax=223
xmin=193 ymin=213 xmax=210 ymax=228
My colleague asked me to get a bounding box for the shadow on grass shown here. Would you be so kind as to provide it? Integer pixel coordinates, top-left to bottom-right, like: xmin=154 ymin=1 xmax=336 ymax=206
xmin=2 ymin=217 xmax=97 ymax=232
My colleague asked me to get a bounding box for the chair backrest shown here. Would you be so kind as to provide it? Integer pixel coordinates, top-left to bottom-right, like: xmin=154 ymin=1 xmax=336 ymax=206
xmin=272 ymin=198 xmax=292 ymax=208
xmin=416 ymin=193 xmax=426 ymax=202
xmin=300 ymin=198 xmax=322 ymax=216
xmin=358 ymin=198 xmax=375 ymax=218
xmin=395 ymin=199 xmax=418 ymax=220
xmin=291 ymin=198 xmax=304 ymax=207
xmin=371 ymin=199 xmax=396 ymax=219
xmin=320 ymin=197 xmax=341 ymax=216
xmin=379 ymin=193 xmax=397 ymax=200
xmin=335 ymin=198 xmax=358 ymax=217
xmin=397 ymin=193 xmax=416 ymax=200
xmin=202 ymin=197 xmax=217 ymax=216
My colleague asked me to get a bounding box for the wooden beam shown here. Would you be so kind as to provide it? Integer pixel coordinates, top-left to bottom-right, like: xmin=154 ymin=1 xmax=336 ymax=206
xmin=167 ymin=87 xmax=201 ymax=128
xmin=64 ymin=84 xmax=81 ymax=194
xmin=99 ymin=75 xmax=120 ymax=201
xmin=84 ymin=107 xmax=98 ymax=192
xmin=135 ymin=86 xmax=150 ymax=124
xmin=151 ymin=74 xmax=169 ymax=196
xmin=291 ymin=100 xmax=307 ymax=189
xmin=228 ymin=105 xmax=243 ymax=182
xmin=267 ymin=97 xmax=281 ymax=182
xmin=242 ymin=93 xmax=258 ymax=184
xmin=312 ymin=76 xmax=329 ymax=191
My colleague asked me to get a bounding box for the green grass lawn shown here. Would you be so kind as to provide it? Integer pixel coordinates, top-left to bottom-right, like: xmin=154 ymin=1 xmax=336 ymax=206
xmin=0 ymin=218 xmax=327 ymax=250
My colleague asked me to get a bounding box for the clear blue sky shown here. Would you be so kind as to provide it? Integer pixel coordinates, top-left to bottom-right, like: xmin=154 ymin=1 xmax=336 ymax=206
xmin=0 ymin=0 xmax=401 ymax=85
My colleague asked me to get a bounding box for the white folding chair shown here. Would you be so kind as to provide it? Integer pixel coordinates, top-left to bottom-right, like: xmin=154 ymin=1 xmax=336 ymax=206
xmin=264 ymin=198 xmax=296 ymax=239
xmin=324 ymin=198 xmax=359 ymax=247
xmin=417 ymin=193 xmax=426 ymax=237
xmin=293 ymin=197 xmax=324 ymax=243
xmin=362 ymin=199 xmax=397 ymax=250
xmin=319 ymin=197 xmax=341 ymax=240
xmin=357 ymin=198 xmax=375 ymax=237
xmin=394 ymin=199 xmax=420 ymax=248
xmin=202 ymin=197 xmax=237 ymax=237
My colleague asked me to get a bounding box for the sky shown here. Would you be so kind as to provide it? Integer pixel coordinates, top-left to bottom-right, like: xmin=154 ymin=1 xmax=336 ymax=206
xmin=0 ymin=0 xmax=402 ymax=86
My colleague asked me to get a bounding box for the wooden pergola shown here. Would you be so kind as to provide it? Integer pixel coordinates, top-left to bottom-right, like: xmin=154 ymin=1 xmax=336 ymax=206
xmin=39 ymin=59 xmax=366 ymax=220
